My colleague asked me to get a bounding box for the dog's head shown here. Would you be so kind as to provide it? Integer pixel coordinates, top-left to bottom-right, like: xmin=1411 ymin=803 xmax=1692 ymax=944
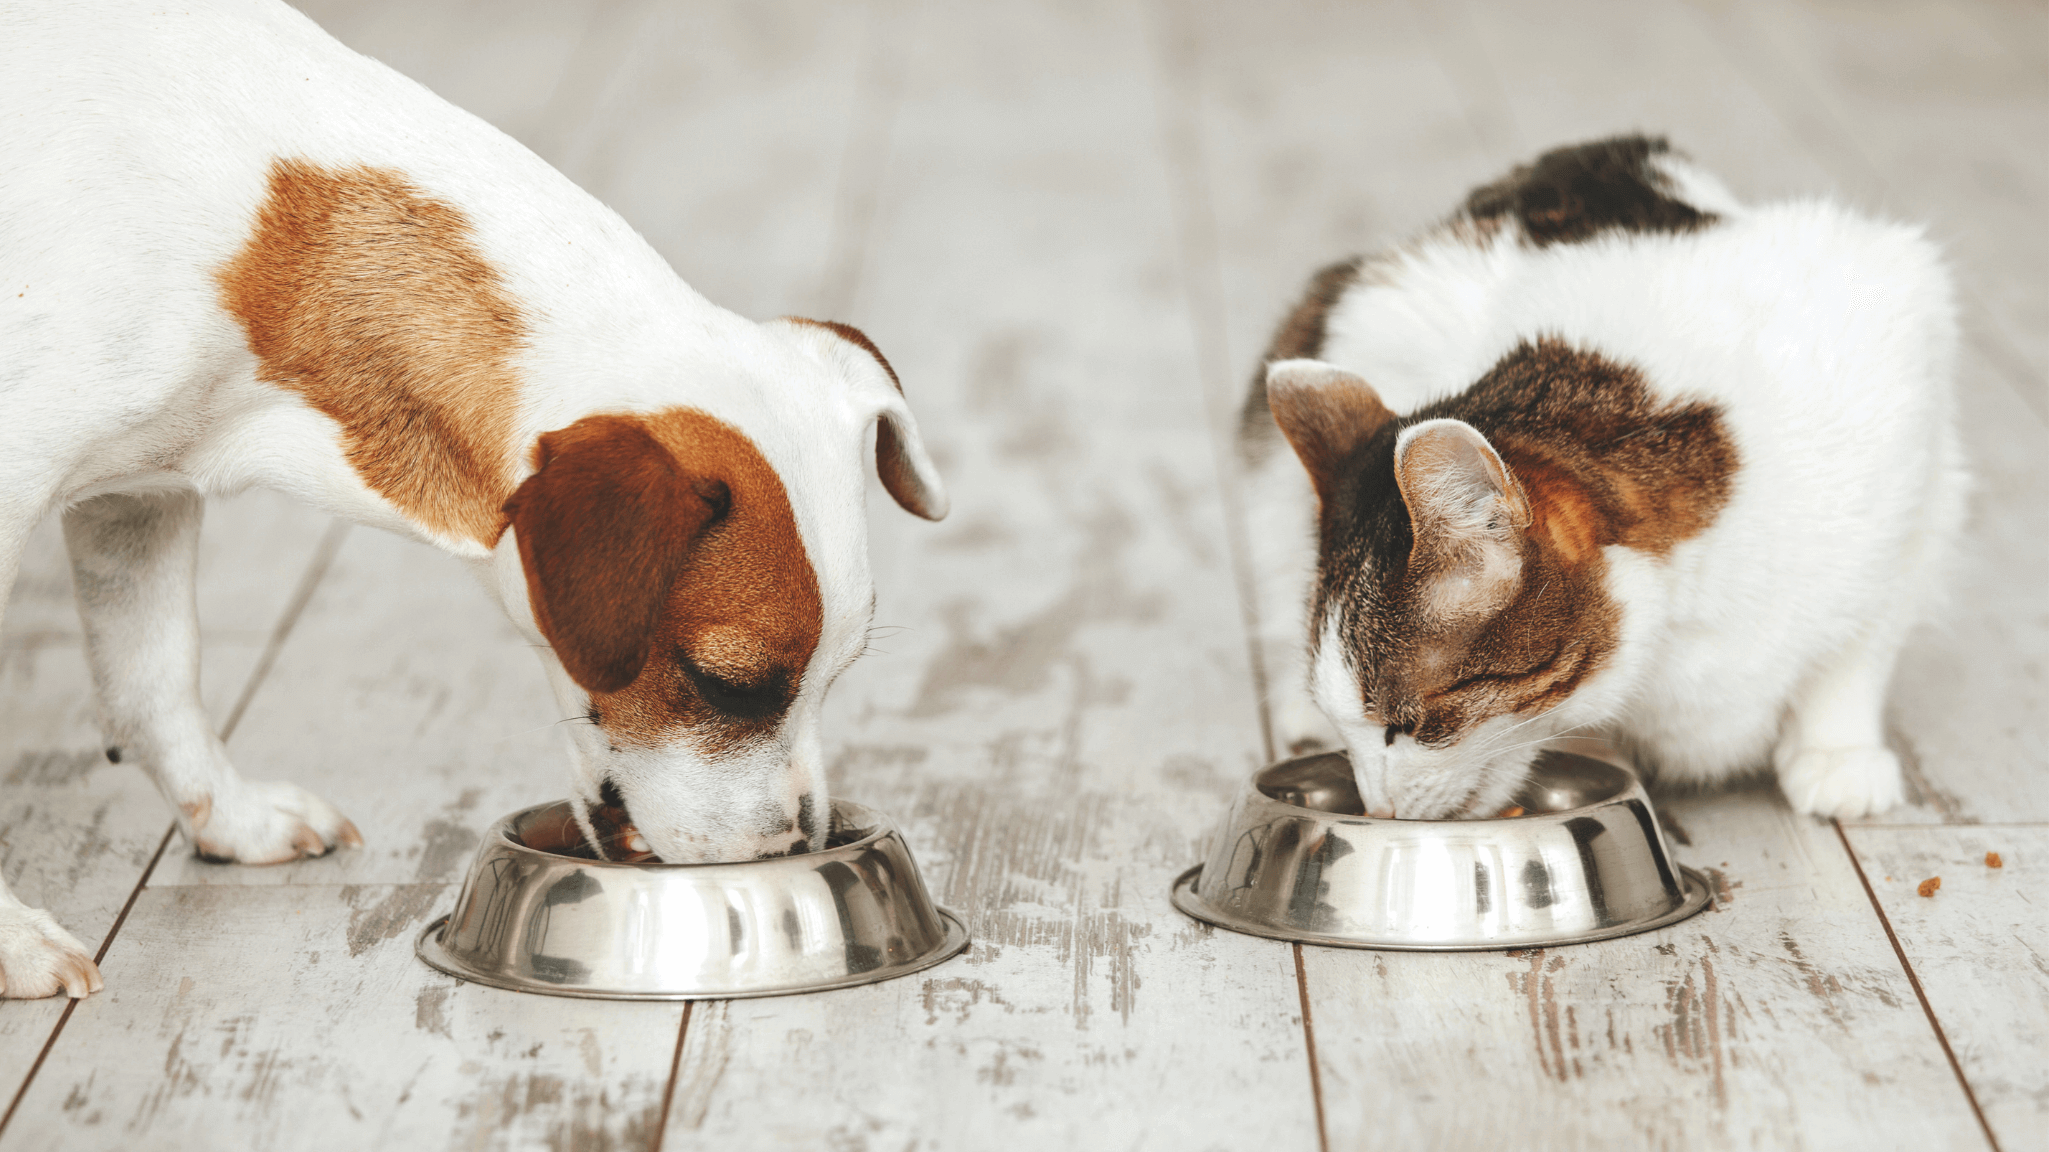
xmin=499 ymin=319 xmax=944 ymax=862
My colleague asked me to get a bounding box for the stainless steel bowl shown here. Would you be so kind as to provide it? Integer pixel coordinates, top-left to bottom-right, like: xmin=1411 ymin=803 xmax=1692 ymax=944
xmin=417 ymin=799 xmax=968 ymax=999
xmin=1171 ymin=738 xmax=1709 ymax=950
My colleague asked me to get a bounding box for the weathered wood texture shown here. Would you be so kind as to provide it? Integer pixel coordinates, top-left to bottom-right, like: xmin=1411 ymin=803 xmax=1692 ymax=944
xmin=8 ymin=884 xmax=684 ymax=1152
xmin=1883 ymin=351 xmax=2049 ymax=826
xmin=1844 ymin=826 xmax=2049 ymax=1152
xmin=0 ymin=0 xmax=2040 ymax=1149
xmin=0 ymin=493 xmax=333 ymax=1089
xmin=1693 ymin=0 xmax=2049 ymax=413
xmin=1302 ymin=785 xmax=1988 ymax=1151
xmin=663 ymin=0 xmax=1320 ymax=1146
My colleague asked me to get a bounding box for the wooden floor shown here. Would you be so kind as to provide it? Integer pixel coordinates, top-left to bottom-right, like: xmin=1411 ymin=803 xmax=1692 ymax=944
xmin=2 ymin=1 xmax=2043 ymax=1148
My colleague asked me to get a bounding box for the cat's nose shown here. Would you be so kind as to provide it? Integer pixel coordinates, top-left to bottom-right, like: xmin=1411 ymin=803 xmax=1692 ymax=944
xmin=1367 ymin=804 xmax=1395 ymax=819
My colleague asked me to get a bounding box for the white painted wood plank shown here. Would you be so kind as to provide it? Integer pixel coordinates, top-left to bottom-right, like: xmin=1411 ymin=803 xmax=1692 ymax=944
xmin=1845 ymin=825 xmax=2049 ymax=1152
xmin=1158 ymin=0 xmax=1502 ymax=446
xmin=5 ymin=883 xmax=684 ymax=1151
xmin=1304 ymin=785 xmax=1988 ymax=1151
xmin=661 ymin=0 xmax=1320 ymax=1146
xmin=521 ymin=0 xmax=874 ymax=322
xmin=1436 ymin=0 xmax=1842 ymax=196
xmin=1881 ymin=346 xmax=2049 ymax=824
xmin=1686 ymin=0 xmax=2049 ymax=413
xmin=0 ymin=493 xmax=333 ymax=1085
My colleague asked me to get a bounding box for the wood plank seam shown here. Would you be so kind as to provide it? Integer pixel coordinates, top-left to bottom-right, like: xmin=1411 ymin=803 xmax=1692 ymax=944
xmin=218 ymin=520 xmax=352 ymax=737
xmin=811 ymin=0 xmax=907 ymax=321
xmin=1292 ymin=944 xmax=1331 ymax=1152
xmin=1143 ymin=0 xmax=1276 ymax=762
xmin=649 ymin=1000 xmax=693 ymax=1152
xmin=0 ymin=824 xmax=173 ymax=1138
xmin=640 ymin=4 xmax=900 ymax=1139
xmin=0 ymin=516 xmax=349 ymax=1140
xmin=1832 ymin=819 xmax=2003 ymax=1152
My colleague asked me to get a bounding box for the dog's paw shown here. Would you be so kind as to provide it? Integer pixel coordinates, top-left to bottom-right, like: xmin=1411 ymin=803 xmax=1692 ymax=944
xmin=189 ymin=780 xmax=364 ymax=865
xmin=1775 ymin=745 xmax=1905 ymax=819
xmin=0 ymin=905 xmax=102 ymax=999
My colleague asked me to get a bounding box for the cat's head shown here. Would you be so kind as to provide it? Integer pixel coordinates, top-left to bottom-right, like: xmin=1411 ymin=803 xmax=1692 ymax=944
xmin=1265 ymin=358 xmax=1628 ymax=819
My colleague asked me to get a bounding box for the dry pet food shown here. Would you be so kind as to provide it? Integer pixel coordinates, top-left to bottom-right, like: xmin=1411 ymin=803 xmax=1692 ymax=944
xmin=1985 ymin=852 xmax=2003 ymax=868
xmin=1917 ymin=876 xmax=1941 ymax=897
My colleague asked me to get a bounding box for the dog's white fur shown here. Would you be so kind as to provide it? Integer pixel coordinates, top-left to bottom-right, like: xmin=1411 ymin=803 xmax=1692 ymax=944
xmin=1248 ymin=153 xmax=1966 ymax=822
xmin=0 ymin=0 xmax=944 ymax=997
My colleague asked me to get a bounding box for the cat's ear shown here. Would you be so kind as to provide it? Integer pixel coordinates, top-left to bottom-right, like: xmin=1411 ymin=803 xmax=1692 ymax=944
xmin=1265 ymin=359 xmax=1397 ymax=504
xmin=1394 ymin=419 xmax=1532 ymax=622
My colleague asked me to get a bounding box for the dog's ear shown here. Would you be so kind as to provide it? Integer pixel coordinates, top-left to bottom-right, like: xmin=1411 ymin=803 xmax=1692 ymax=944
xmin=503 ymin=415 xmax=718 ymax=694
xmin=773 ymin=318 xmax=949 ymax=520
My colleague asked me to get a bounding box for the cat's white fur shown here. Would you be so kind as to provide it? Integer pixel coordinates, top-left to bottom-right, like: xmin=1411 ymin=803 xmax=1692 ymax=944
xmin=1247 ymin=153 xmax=1965 ymax=820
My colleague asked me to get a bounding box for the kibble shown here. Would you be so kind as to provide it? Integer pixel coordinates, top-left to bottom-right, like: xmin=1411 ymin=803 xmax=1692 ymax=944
xmin=1917 ymin=876 xmax=1941 ymax=897
xmin=1985 ymin=852 xmax=2003 ymax=869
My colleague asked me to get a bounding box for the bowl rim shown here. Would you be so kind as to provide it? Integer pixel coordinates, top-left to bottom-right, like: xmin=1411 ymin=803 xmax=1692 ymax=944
xmin=493 ymin=796 xmax=894 ymax=870
xmin=1248 ymin=742 xmax=1641 ymax=826
xmin=418 ymin=797 xmax=972 ymax=999
xmin=415 ymin=908 xmax=972 ymax=1001
xmin=1170 ymin=864 xmax=1712 ymax=952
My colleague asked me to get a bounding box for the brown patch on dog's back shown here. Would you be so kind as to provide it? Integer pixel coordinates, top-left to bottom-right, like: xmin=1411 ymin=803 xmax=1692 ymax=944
xmin=218 ymin=159 xmax=523 ymax=546
xmin=1323 ymin=338 xmax=1735 ymax=744
xmin=508 ymin=409 xmax=823 ymax=753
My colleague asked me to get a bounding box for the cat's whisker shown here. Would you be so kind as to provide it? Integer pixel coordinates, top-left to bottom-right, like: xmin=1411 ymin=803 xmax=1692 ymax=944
xmin=1465 ymin=706 xmax=1567 ymax=755
xmin=1482 ymin=722 xmax=1598 ymax=764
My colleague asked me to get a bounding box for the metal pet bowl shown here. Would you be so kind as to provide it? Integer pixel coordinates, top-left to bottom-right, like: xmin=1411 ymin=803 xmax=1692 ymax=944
xmin=417 ymin=799 xmax=968 ymax=999
xmin=1171 ymin=738 xmax=1709 ymax=950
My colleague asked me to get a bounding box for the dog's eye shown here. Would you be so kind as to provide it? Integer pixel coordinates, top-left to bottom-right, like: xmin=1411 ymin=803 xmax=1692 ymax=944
xmin=680 ymin=656 xmax=789 ymax=722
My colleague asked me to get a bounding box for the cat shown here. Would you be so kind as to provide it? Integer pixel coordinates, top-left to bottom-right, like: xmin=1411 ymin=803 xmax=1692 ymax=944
xmin=1238 ymin=134 xmax=1964 ymax=821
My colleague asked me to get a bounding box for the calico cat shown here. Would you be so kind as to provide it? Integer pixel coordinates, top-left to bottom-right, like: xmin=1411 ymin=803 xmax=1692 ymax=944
xmin=1240 ymin=135 xmax=1964 ymax=820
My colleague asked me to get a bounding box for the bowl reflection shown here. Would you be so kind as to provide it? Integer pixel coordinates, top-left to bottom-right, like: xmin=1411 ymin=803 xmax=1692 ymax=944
xmin=1172 ymin=738 xmax=1710 ymax=950
xmin=417 ymin=799 xmax=967 ymax=999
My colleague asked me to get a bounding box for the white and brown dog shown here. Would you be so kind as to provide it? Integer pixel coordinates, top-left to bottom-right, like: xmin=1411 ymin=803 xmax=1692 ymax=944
xmin=0 ymin=0 xmax=948 ymax=998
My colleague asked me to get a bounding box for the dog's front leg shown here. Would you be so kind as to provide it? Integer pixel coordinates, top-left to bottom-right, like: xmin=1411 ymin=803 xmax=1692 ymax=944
xmin=64 ymin=491 xmax=362 ymax=870
xmin=0 ymin=496 xmax=103 ymax=998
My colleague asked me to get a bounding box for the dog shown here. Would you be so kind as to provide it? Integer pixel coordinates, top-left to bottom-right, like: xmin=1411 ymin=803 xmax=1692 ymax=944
xmin=0 ymin=0 xmax=948 ymax=998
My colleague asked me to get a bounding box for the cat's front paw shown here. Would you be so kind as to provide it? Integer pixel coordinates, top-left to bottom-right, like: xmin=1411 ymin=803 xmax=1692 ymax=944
xmin=1775 ymin=745 xmax=1905 ymax=819
xmin=189 ymin=780 xmax=364 ymax=864
xmin=0 ymin=905 xmax=102 ymax=999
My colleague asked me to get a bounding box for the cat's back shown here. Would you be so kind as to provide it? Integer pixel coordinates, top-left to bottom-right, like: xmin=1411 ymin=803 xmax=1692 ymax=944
xmin=1305 ymin=137 xmax=1952 ymax=427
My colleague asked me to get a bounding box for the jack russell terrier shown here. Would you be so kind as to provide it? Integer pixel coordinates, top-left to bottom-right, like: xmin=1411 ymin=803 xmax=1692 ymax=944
xmin=0 ymin=0 xmax=948 ymax=998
